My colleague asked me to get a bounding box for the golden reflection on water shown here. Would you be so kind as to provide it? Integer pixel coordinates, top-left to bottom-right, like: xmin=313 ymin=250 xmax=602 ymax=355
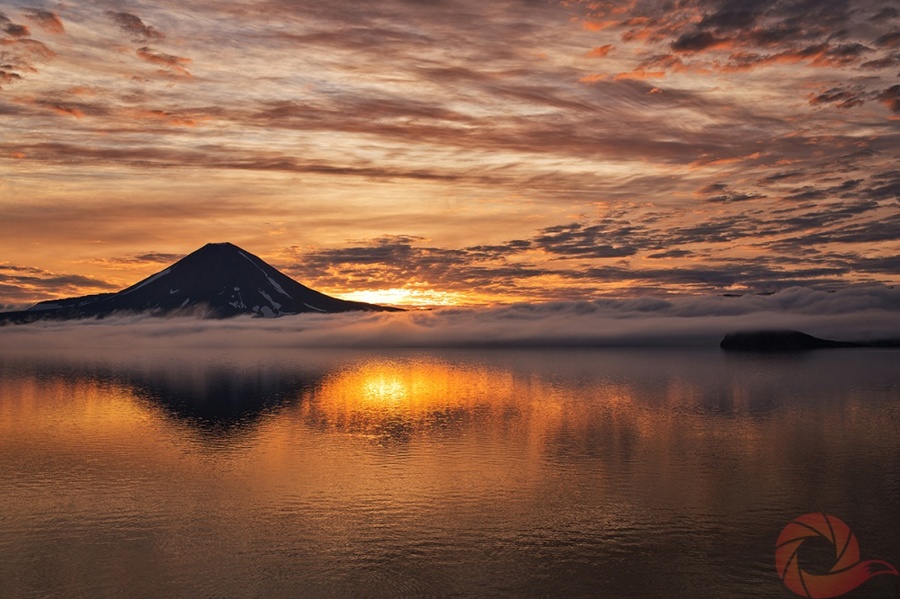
xmin=297 ymin=356 xmax=690 ymax=447
xmin=321 ymin=358 xmax=496 ymax=409
xmin=3 ymin=352 xmax=892 ymax=480
xmin=285 ymin=354 xmax=777 ymax=519
xmin=0 ymin=375 xmax=158 ymax=449
xmin=302 ymin=358 xmax=508 ymax=426
xmin=1 ymin=350 xmax=900 ymax=599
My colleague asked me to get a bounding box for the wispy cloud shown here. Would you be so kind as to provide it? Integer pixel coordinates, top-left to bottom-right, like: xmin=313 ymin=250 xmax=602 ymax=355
xmin=0 ymin=0 xmax=896 ymax=306
xmin=571 ymin=0 xmax=900 ymax=113
xmin=0 ymin=264 xmax=117 ymax=310
xmin=108 ymin=12 xmax=164 ymax=42
xmin=23 ymin=9 xmax=64 ymax=35
xmin=135 ymin=46 xmax=191 ymax=77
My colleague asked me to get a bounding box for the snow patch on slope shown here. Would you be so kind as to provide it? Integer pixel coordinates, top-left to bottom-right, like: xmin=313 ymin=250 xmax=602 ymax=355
xmin=238 ymin=251 xmax=293 ymax=298
xmin=266 ymin=277 xmax=291 ymax=298
xmin=258 ymin=289 xmax=281 ymax=311
xmin=229 ymin=288 xmax=246 ymax=309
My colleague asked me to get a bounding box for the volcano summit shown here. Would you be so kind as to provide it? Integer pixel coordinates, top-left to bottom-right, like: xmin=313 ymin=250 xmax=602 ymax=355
xmin=0 ymin=242 xmax=397 ymax=324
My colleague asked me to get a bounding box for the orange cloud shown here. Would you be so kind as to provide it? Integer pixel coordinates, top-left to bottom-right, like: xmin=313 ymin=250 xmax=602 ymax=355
xmin=4 ymin=24 xmax=29 ymax=37
xmin=0 ymin=38 xmax=55 ymax=59
xmin=621 ymin=27 xmax=659 ymax=43
xmin=578 ymin=73 xmax=607 ymax=84
xmin=136 ymin=47 xmax=192 ymax=77
xmin=671 ymin=31 xmax=734 ymax=53
xmin=689 ymin=152 xmax=762 ymax=170
xmin=621 ymin=17 xmax=652 ymax=26
xmin=877 ymin=85 xmax=900 ymax=114
xmin=67 ymin=86 xmax=99 ymax=97
xmin=585 ymin=44 xmax=613 ymax=58
xmin=612 ymin=69 xmax=665 ymax=80
xmin=50 ymin=104 xmax=84 ymax=119
xmin=126 ymin=109 xmax=208 ymax=127
xmin=110 ymin=12 xmax=164 ymax=42
xmin=0 ymin=70 xmax=23 ymax=87
xmin=24 ymin=9 xmax=64 ymax=35
xmin=583 ymin=20 xmax=616 ymax=31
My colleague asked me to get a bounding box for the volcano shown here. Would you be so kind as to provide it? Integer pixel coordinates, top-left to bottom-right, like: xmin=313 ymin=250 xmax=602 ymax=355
xmin=0 ymin=242 xmax=399 ymax=324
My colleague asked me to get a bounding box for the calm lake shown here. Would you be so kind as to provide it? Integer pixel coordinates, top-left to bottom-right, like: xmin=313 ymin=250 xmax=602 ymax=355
xmin=1 ymin=347 xmax=899 ymax=598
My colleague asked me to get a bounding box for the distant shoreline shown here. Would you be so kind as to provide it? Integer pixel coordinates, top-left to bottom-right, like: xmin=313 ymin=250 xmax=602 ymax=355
xmin=720 ymin=330 xmax=900 ymax=351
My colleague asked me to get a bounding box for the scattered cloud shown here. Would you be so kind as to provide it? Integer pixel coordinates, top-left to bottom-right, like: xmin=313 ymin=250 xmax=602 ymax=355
xmin=0 ymin=264 xmax=117 ymax=310
xmin=0 ymin=11 xmax=29 ymax=37
xmin=0 ymin=0 xmax=897 ymax=306
xmin=136 ymin=47 xmax=191 ymax=77
xmin=874 ymin=31 xmax=900 ymax=48
xmin=585 ymin=44 xmax=614 ymax=58
xmin=0 ymin=34 xmax=55 ymax=88
xmin=281 ymin=186 xmax=897 ymax=297
xmin=697 ymin=183 xmax=766 ymax=203
xmin=23 ymin=9 xmax=64 ymax=35
xmin=876 ymin=85 xmax=900 ymax=113
xmin=109 ymin=12 xmax=164 ymax=42
xmin=568 ymin=0 xmax=899 ymax=116
xmin=0 ymin=69 xmax=22 ymax=87
xmin=88 ymin=252 xmax=186 ymax=269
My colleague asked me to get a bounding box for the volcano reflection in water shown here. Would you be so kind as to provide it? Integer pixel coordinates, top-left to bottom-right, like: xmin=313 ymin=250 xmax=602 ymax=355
xmin=1 ymin=348 xmax=899 ymax=598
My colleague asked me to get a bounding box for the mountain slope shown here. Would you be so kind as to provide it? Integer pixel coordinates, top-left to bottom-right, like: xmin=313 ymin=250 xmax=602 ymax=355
xmin=1 ymin=242 xmax=398 ymax=323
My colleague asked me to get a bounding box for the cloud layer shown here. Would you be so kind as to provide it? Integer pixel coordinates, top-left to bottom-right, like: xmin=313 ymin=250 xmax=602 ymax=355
xmin=0 ymin=0 xmax=897 ymax=307
xmin=2 ymin=286 xmax=897 ymax=349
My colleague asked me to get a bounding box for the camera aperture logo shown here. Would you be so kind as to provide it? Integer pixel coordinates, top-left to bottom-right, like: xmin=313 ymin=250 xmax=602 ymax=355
xmin=776 ymin=513 xmax=898 ymax=598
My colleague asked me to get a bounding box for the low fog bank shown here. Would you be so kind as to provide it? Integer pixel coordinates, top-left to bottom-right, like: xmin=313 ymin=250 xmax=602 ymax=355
xmin=1 ymin=286 xmax=898 ymax=351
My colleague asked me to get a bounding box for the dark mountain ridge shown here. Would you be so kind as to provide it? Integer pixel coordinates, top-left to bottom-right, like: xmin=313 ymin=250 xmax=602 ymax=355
xmin=0 ymin=242 xmax=398 ymax=324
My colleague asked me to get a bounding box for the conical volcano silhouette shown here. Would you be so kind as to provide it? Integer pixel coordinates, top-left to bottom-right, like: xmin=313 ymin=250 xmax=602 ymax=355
xmin=3 ymin=242 xmax=397 ymax=323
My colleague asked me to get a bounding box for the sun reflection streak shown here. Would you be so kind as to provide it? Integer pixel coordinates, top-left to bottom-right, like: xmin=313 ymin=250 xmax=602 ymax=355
xmin=361 ymin=371 xmax=409 ymax=404
xmin=307 ymin=358 xmax=504 ymax=418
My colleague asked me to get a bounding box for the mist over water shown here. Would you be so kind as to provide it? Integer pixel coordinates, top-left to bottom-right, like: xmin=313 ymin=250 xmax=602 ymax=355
xmin=1 ymin=345 xmax=899 ymax=598
xmin=2 ymin=285 xmax=899 ymax=350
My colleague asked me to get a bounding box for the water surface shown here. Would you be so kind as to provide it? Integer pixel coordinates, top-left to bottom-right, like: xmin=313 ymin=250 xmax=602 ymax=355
xmin=1 ymin=348 xmax=899 ymax=598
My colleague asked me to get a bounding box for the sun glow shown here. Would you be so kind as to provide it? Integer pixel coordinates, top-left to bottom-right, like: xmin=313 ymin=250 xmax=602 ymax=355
xmin=337 ymin=287 xmax=472 ymax=308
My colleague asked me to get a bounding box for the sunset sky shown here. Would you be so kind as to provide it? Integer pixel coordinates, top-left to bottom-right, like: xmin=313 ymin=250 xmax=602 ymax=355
xmin=1 ymin=0 xmax=898 ymax=309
